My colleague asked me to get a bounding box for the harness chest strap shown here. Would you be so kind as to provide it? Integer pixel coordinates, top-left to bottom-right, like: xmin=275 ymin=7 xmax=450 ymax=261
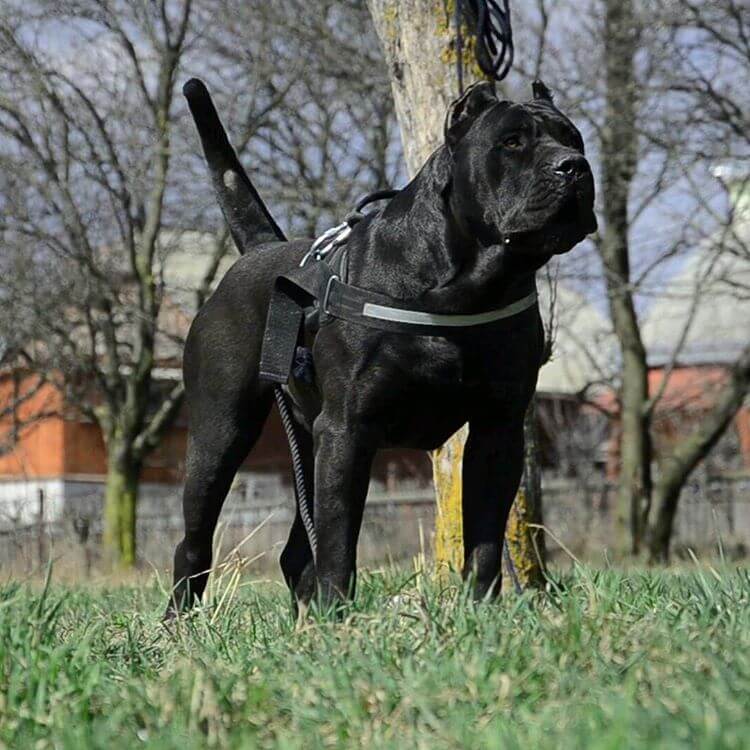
xmin=259 ymin=259 xmax=538 ymax=384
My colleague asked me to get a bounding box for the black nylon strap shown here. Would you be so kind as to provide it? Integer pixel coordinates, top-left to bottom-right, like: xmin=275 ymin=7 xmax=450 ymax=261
xmin=259 ymin=289 xmax=304 ymax=383
xmin=323 ymin=275 xmax=537 ymax=336
xmin=259 ymin=261 xmax=336 ymax=384
xmin=259 ymin=251 xmax=537 ymax=383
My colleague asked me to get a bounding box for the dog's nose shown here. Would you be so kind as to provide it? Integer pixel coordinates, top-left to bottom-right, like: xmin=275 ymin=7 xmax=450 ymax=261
xmin=554 ymin=154 xmax=588 ymax=179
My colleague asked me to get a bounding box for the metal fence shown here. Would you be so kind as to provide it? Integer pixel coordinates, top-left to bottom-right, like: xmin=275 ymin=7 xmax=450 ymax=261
xmin=1 ymin=475 xmax=749 ymax=577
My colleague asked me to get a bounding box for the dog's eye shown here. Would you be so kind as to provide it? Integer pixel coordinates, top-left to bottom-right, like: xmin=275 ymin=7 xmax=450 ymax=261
xmin=502 ymin=135 xmax=523 ymax=150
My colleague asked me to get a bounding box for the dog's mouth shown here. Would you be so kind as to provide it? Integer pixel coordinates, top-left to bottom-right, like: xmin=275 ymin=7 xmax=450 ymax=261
xmin=550 ymin=189 xmax=597 ymax=237
xmin=505 ymin=181 xmax=597 ymax=255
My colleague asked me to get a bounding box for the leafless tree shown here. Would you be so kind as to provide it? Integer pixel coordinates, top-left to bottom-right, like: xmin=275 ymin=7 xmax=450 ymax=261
xmin=524 ymin=0 xmax=750 ymax=558
xmin=0 ymin=0 xmax=400 ymax=567
xmin=192 ymin=0 xmax=404 ymax=238
xmin=0 ymin=0 xmax=206 ymax=566
xmin=643 ymin=0 xmax=750 ymax=561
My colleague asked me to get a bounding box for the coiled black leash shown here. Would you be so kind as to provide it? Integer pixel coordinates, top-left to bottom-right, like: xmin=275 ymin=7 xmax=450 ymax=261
xmin=454 ymin=0 xmax=514 ymax=95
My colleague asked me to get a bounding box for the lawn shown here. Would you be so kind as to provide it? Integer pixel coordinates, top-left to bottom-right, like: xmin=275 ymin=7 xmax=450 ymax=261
xmin=1 ymin=563 xmax=749 ymax=749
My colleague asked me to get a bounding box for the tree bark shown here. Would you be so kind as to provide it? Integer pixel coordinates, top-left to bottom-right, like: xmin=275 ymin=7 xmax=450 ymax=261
xmin=432 ymin=424 xmax=467 ymax=571
xmin=649 ymin=345 xmax=750 ymax=562
xmin=600 ymin=0 xmax=652 ymax=554
xmin=102 ymin=438 xmax=142 ymax=568
xmin=507 ymin=398 xmax=546 ymax=586
xmin=367 ymin=0 xmax=458 ymax=175
xmin=368 ymin=0 xmax=545 ymax=585
xmin=368 ymin=0 xmax=469 ymax=573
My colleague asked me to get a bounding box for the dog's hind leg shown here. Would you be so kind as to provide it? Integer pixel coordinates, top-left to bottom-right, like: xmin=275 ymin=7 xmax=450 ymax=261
xmin=166 ymin=395 xmax=272 ymax=616
xmin=279 ymin=425 xmax=316 ymax=614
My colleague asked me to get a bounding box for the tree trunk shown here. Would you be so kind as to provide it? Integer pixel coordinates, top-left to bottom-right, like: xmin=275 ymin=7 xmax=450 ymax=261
xmin=432 ymin=424 xmax=467 ymax=571
xmin=507 ymin=399 xmax=546 ymax=586
xmin=368 ymin=0 xmax=470 ymax=574
xmin=367 ymin=0 xmax=459 ymax=176
xmin=647 ymin=482 xmax=680 ymax=564
xmin=102 ymin=440 xmax=141 ymax=569
xmin=649 ymin=345 xmax=750 ymax=562
xmin=368 ymin=0 xmax=545 ymax=584
xmin=600 ymin=0 xmax=651 ymax=555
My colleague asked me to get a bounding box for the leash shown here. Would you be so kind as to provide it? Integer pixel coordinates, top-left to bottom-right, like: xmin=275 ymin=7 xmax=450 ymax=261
xmin=454 ymin=0 xmax=514 ymax=95
xmin=275 ymin=191 xmax=399 ymax=564
xmin=274 ymin=387 xmax=318 ymax=560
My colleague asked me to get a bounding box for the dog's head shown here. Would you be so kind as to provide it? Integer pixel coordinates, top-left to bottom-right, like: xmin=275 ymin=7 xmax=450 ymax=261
xmin=444 ymin=80 xmax=597 ymax=258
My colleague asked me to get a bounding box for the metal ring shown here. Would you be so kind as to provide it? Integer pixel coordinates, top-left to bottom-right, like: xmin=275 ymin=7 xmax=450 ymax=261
xmin=321 ymin=274 xmax=339 ymax=318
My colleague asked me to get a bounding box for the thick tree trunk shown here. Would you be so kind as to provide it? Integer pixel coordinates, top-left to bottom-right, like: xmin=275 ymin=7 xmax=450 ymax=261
xmin=506 ymin=400 xmax=546 ymax=586
xmin=369 ymin=0 xmax=469 ymax=574
xmin=102 ymin=440 xmax=141 ymax=569
xmin=649 ymin=345 xmax=750 ymax=562
xmin=647 ymin=482 xmax=680 ymax=564
xmin=600 ymin=0 xmax=652 ymax=555
xmin=367 ymin=0 xmax=458 ymax=175
xmin=368 ymin=0 xmax=544 ymax=585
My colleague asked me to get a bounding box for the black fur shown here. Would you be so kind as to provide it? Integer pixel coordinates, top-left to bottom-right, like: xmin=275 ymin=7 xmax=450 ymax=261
xmin=167 ymin=79 xmax=596 ymax=615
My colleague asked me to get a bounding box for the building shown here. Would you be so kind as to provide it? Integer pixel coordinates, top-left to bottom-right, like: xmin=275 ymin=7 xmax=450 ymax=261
xmin=2 ymin=206 xmax=749 ymax=540
xmin=0 ymin=230 xmax=431 ymax=531
xmin=641 ymin=230 xmax=750 ymax=471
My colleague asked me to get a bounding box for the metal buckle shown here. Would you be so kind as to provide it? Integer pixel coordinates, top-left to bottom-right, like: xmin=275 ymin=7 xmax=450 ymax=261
xmin=321 ymin=274 xmax=339 ymax=319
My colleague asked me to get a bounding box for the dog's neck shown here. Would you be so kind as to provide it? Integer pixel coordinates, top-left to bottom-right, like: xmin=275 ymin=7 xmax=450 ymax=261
xmin=348 ymin=148 xmax=537 ymax=314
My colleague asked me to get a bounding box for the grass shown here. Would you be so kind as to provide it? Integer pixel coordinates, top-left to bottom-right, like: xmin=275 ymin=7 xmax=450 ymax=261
xmin=2 ymin=561 xmax=750 ymax=749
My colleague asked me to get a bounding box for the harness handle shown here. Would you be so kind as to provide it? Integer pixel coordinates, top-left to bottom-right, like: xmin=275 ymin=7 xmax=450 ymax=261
xmin=354 ymin=188 xmax=400 ymax=213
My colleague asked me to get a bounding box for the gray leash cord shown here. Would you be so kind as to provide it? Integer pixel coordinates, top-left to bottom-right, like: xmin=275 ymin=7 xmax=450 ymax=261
xmin=274 ymin=386 xmax=318 ymax=559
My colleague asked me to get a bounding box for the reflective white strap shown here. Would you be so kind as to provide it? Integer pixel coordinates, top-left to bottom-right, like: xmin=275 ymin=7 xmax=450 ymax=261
xmin=361 ymin=291 xmax=537 ymax=327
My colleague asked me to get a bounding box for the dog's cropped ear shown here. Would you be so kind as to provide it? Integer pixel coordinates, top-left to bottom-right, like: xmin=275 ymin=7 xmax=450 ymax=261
xmin=444 ymin=81 xmax=498 ymax=152
xmin=532 ymin=79 xmax=554 ymax=103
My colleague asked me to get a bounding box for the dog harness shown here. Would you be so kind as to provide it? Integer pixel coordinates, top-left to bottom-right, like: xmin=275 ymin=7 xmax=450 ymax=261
xmin=259 ymin=192 xmax=538 ymax=384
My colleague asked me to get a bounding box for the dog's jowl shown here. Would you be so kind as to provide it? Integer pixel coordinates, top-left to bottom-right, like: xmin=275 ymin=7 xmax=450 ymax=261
xmin=166 ymin=78 xmax=596 ymax=617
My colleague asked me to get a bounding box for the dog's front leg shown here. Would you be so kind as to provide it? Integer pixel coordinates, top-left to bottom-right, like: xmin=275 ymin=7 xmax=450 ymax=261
xmin=462 ymin=414 xmax=525 ymax=599
xmin=312 ymin=412 xmax=376 ymax=609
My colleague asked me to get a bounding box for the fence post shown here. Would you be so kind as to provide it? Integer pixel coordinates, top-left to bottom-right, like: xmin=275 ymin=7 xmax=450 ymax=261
xmin=37 ymin=488 xmax=45 ymax=567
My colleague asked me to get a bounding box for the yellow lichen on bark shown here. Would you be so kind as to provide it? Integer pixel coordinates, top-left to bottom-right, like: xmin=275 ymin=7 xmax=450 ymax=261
xmin=505 ymin=487 xmax=545 ymax=589
xmin=431 ymin=426 xmax=467 ymax=573
xmin=436 ymin=1 xmax=486 ymax=81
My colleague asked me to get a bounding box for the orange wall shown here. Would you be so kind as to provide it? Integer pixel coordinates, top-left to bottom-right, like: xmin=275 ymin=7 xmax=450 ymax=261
xmin=62 ymin=420 xmax=106 ymax=476
xmin=63 ymin=419 xmax=192 ymax=482
xmin=0 ymin=373 xmax=297 ymax=482
xmin=601 ymin=366 xmax=750 ymax=476
xmin=0 ymin=377 xmax=65 ymax=478
xmin=736 ymin=407 xmax=750 ymax=468
xmin=3 ymin=367 xmax=745 ymax=486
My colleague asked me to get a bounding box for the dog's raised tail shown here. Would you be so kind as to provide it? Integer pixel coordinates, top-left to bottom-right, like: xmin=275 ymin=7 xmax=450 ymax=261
xmin=183 ymin=78 xmax=287 ymax=250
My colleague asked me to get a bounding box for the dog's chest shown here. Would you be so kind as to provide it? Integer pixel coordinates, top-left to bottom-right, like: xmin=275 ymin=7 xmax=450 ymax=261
xmin=290 ymin=312 xmax=543 ymax=448
xmin=375 ymin=336 xmax=534 ymax=447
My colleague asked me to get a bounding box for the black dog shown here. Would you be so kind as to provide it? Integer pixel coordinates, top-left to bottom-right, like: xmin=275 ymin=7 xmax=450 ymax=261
xmin=167 ymin=78 xmax=596 ymax=615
